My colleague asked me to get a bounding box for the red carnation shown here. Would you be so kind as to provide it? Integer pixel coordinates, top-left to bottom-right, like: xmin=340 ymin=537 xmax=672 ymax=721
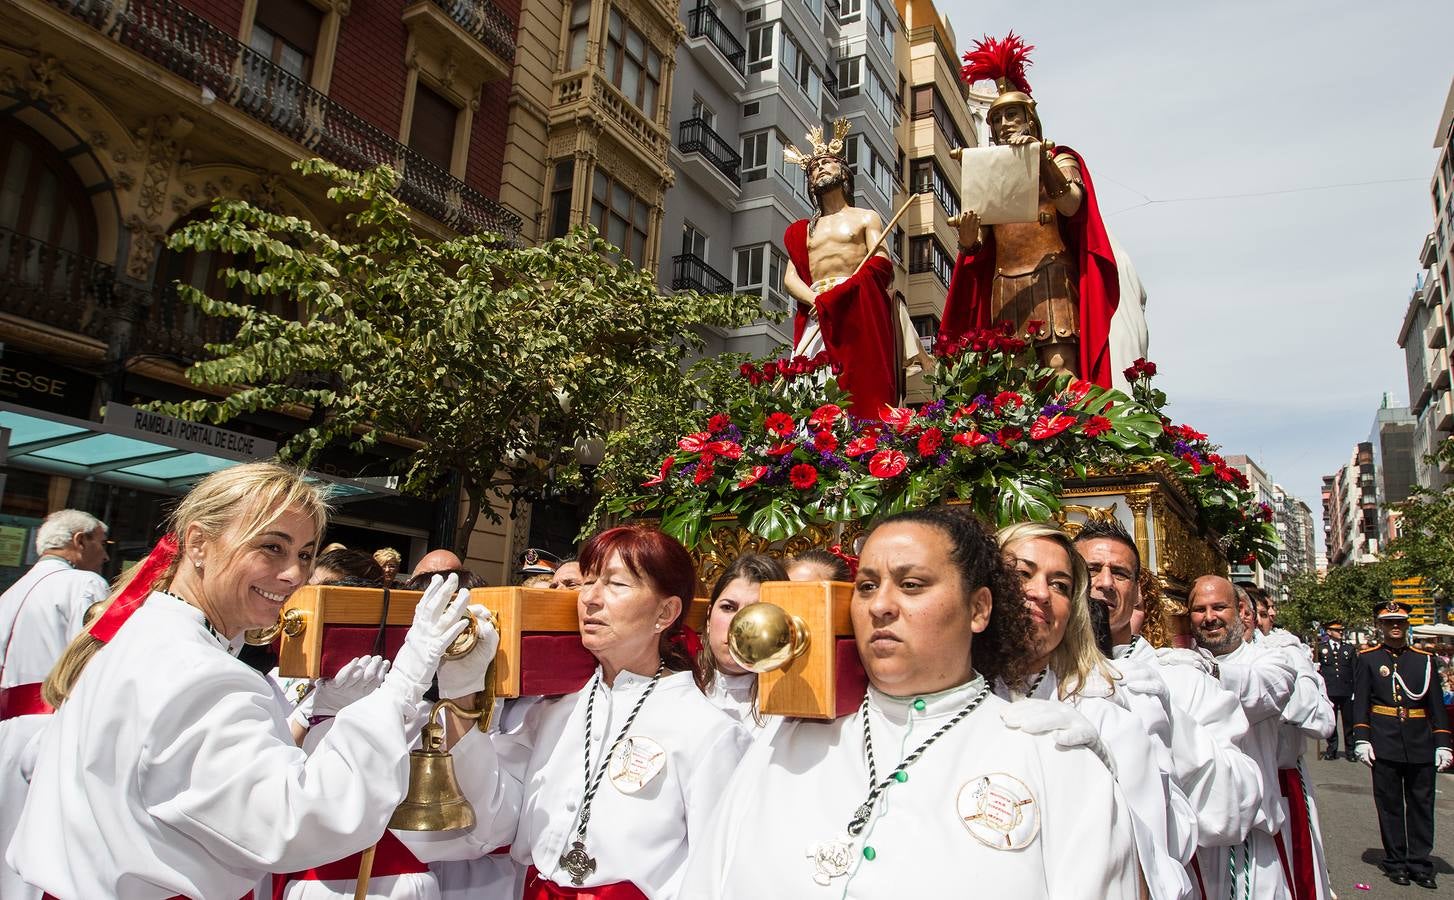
xmin=708 ymin=413 xmax=733 ymax=433
xmin=789 ymin=464 xmax=819 ymax=490
xmin=1029 ymin=415 xmax=1074 ymax=441
xmin=813 ymin=430 xmax=839 ymax=453
xmin=880 ymin=405 xmax=915 ymax=430
xmin=992 ymin=391 xmax=1024 ymax=414
xmin=844 ymin=435 xmax=879 ymax=457
xmin=953 ymin=431 xmax=990 ymax=448
xmin=1180 ymin=452 xmax=1203 ymax=474
xmin=737 ymin=465 xmax=769 ymax=489
xmin=764 ymin=412 xmax=796 ymax=436
xmin=708 ymin=440 xmax=743 ymax=460
xmin=767 ymin=441 xmax=798 ymax=457
xmin=678 ymin=431 xmax=711 ymax=453
xmin=917 ymin=427 xmax=944 ymax=456
xmin=868 ymin=449 xmax=908 ymax=478
xmin=693 ymin=462 xmax=716 ymax=486
xmin=809 ymin=404 xmax=843 ymax=428
xmin=642 ymin=456 xmax=675 ymax=487
xmin=1081 ymin=416 xmax=1113 ymax=437
xmin=994 ymin=426 xmax=1024 ymax=447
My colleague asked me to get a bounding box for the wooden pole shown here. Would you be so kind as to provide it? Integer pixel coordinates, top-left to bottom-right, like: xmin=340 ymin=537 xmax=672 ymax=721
xmin=353 ymin=843 xmax=377 ymax=900
xmin=850 ymin=190 xmax=925 ymax=278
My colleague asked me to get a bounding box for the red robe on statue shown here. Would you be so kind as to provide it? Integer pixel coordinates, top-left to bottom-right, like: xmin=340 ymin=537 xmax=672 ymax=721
xmin=784 ymin=219 xmax=898 ymax=419
xmin=937 ymin=146 xmax=1120 ymax=388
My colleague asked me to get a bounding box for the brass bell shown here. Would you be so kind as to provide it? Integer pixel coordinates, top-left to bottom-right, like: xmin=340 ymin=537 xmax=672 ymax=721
xmin=727 ymin=602 xmax=810 ymax=674
xmin=244 ymin=608 xmax=307 ymax=646
xmin=389 ymin=699 xmax=488 ymax=831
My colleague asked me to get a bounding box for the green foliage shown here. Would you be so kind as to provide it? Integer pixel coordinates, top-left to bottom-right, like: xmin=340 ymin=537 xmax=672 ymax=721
xmin=1282 ymin=563 xmax=1388 ymax=635
xmin=154 ymin=159 xmax=761 ymax=551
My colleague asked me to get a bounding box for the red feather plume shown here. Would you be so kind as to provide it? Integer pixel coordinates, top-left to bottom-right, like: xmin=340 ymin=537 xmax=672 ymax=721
xmin=960 ymin=32 xmax=1035 ymax=94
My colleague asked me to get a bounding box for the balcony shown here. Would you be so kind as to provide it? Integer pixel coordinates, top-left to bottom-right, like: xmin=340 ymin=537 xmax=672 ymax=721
xmin=402 ymin=0 xmax=516 ymax=88
xmin=1437 ymin=389 xmax=1454 ymax=432
xmin=685 ymin=5 xmax=747 ymax=93
xmin=677 ymin=118 xmax=740 ymax=183
xmin=415 ymin=0 xmax=515 ymax=62
xmin=822 ymin=71 xmax=839 ymax=112
xmin=53 ymin=0 xmax=520 ymax=239
xmin=672 ymin=253 xmax=733 ymax=294
xmin=1426 ymin=311 xmax=1447 ymax=349
xmin=1430 ymin=347 xmax=1451 ymax=391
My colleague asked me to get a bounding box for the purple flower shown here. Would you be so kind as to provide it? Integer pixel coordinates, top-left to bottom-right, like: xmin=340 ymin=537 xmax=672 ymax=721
xmin=921 ymin=399 xmax=947 ymax=416
xmin=1041 ymin=403 xmax=1067 ymax=417
xmin=973 ymin=394 xmax=990 ymax=408
xmin=819 ymin=451 xmax=850 ymax=471
xmin=1172 ymin=439 xmax=1191 ymax=456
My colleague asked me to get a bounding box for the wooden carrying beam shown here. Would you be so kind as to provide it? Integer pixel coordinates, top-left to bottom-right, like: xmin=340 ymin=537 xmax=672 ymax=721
xmin=755 ymin=581 xmax=866 ymax=720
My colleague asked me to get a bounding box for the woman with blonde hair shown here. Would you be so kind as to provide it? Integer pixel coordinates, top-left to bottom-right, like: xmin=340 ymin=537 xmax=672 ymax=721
xmin=8 ymin=462 xmax=473 ymax=900
xmin=995 ymin=521 xmax=1192 ymax=900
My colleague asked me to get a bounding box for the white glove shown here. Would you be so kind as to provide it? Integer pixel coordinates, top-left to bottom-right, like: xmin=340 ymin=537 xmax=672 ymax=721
xmin=290 ymin=655 xmax=390 ymax=727
xmin=436 ymin=604 xmax=501 ymax=699
xmin=1112 ymin=661 xmax=1168 ymax=702
xmin=380 ymin=573 xmax=471 ymax=707
xmin=1261 ymin=630 xmax=1298 ymax=649
xmin=1001 ymin=699 xmax=1117 ymax=777
xmin=1354 ymin=741 xmax=1375 ymax=768
xmin=1155 ymin=647 xmax=1214 ymax=674
xmin=1436 ymin=747 xmax=1452 ymax=771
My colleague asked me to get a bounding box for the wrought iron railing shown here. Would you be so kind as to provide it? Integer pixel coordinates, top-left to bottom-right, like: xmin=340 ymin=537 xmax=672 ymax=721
xmin=687 ymin=4 xmax=745 ymax=76
xmin=423 ymin=0 xmax=516 ymax=62
xmin=0 ymin=227 xmax=116 ymax=342
xmin=53 ymin=0 xmax=520 ymax=238
xmin=677 ymin=118 xmax=741 ymax=184
xmin=672 ymin=253 xmax=733 ymax=294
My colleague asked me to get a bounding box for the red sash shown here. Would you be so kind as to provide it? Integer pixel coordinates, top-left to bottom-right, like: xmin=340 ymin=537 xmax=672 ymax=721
xmin=271 ymin=831 xmax=428 ymax=899
xmin=1276 ymin=768 xmax=1315 ymax=900
xmin=46 ymin=894 xmax=251 ymax=900
xmin=0 ymin=682 xmax=53 ymax=720
xmin=1189 ymin=856 xmax=1207 ymax=900
xmin=523 ymin=866 xmax=648 ymax=900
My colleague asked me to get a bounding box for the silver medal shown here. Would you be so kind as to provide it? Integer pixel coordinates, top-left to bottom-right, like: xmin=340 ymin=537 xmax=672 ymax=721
xmin=806 ymin=837 xmax=855 ymax=886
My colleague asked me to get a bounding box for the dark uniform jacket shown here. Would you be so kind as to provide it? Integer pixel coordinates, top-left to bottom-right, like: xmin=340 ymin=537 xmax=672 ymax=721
xmin=1317 ymin=638 xmax=1356 ymax=697
xmin=1351 ymin=644 xmax=1452 ymax=763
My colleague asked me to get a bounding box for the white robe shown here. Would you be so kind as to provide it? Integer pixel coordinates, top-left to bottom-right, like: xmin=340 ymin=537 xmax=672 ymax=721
xmin=1195 ymin=639 xmax=1298 ymax=900
xmin=683 ymin=677 xmax=1141 ymax=899
xmin=1002 ymin=668 xmax=1192 ymax=900
xmin=400 ymin=668 xmax=750 ymax=900
xmin=702 ymin=670 xmax=782 ymax=736
xmin=1267 ymin=635 xmax=1335 ymax=900
xmin=8 ymin=592 xmax=422 ymax=900
xmin=0 ymin=557 xmax=109 ymax=900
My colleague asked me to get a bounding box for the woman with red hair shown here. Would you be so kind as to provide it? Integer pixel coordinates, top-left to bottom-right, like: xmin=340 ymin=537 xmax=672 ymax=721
xmin=404 ymin=526 xmax=750 ymax=900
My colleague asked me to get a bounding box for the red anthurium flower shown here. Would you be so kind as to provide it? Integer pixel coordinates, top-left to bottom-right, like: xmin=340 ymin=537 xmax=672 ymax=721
xmin=809 ymin=404 xmax=843 ymax=429
xmin=789 ymin=464 xmax=819 ymax=490
xmin=693 ymin=462 xmax=715 ymax=486
xmin=1081 ymin=416 xmax=1113 ymax=437
xmin=642 ymin=456 xmax=675 ymax=486
xmin=953 ymin=431 xmax=990 ymax=448
xmin=767 ymin=441 xmax=798 ymax=457
xmin=736 ymin=465 xmax=769 ymax=488
xmin=844 ymin=435 xmax=879 ymax=457
xmin=917 ymin=427 xmax=944 ymax=455
xmin=708 ymin=440 xmax=743 ymax=460
xmin=868 ymin=449 xmax=908 ymax=478
xmin=880 ymin=405 xmax=915 ymax=430
xmin=993 ymin=426 xmax=1024 ymax=447
xmin=708 ymin=413 xmax=732 ymax=433
xmin=949 ymin=405 xmax=976 ymax=424
xmin=992 ymin=391 xmax=1024 ymax=414
xmin=764 ymin=412 xmax=796 ymax=436
xmin=1064 ymin=380 xmax=1093 ymax=403
xmin=813 ymin=430 xmax=839 ymax=452
xmin=1029 ymin=415 xmax=1074 ymax=441
xmin=678 ymin=431 xmax=711 ymax=453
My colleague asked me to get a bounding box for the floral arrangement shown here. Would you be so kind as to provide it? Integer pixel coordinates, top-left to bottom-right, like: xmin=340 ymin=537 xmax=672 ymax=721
xmin=605 ymin=327 xmax=1278 ymax=565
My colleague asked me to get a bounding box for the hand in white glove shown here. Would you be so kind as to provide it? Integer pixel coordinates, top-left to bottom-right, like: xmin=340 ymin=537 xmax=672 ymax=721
xmin=1436 ymin=747 xmax=1452 ymax=771
xmin=437 ymin=604 xmax=501 ymax=699
xmin=380 ymin=573 xmax=471 ymax=707
xmin=1001 ymin=699 xmax=1117 ymax=776
xmin=1112 ymin=660 xmax=1168 ymax=702
xmin=291 ymin=655 xmax=390 ymax=726
xmin=1354 ymin=741 xmax=1375 ymax=768
xmin=1154 ymin=647 xmax=1214 ymax=674
xmin=1260 ymin=630 xmax=1298 ymax=649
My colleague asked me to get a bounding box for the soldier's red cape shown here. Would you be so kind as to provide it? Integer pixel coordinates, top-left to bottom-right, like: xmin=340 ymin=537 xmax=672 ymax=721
xmin=785 ymin=219 xmax=897 ymax=419
xmin=937 ymin=146 xmax=1119 ymax=388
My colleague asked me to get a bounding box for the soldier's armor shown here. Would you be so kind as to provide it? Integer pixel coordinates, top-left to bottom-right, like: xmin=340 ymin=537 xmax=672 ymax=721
xmin=989 ymin=188 xmax=1076 ymax=347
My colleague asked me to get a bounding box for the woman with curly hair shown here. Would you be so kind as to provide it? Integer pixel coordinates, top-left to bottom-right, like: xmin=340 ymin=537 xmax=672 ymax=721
xmin=683 ymin=506 xmax=1139 ymax=898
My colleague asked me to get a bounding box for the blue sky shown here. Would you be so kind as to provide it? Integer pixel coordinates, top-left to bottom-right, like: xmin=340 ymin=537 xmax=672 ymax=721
xmin=935 ymin=0 xmax=1452 ymax=547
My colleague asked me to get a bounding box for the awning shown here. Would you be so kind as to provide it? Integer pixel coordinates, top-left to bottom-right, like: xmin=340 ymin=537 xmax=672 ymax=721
xmin=0 ymin=402 xmax=397 ymax=503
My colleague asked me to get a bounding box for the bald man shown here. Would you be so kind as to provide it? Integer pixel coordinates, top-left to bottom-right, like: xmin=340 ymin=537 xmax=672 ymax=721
xmin=1189 ymin=575 xmax=1297 ymax=900
xmin=412 ymin=549 xmax=464 ymax=579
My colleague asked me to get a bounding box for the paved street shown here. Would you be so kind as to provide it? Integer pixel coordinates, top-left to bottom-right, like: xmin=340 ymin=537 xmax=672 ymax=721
xmin=1302 ymin=739 xmax=1454 ymax=898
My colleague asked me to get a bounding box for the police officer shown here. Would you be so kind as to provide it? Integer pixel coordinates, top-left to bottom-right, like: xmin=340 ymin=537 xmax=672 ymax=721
xmin=1317 ymin=621 xmax=1356 ymax=760
xmin=1351 ymin=601 xmax=1453 ymax=890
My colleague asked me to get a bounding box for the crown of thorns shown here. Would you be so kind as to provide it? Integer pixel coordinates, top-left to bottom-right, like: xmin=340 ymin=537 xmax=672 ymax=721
xmin=783 ymin=119 xmax=852 ymax=170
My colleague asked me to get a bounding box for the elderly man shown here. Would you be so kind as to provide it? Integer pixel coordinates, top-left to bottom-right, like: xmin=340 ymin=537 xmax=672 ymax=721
xmin=0 ymin=509 xmax=110 ymax=899
xmin=1075 ymin=521 xmax=1264 ymax=897
xmin=1189 ymin=575 xmax=1298 ymax=900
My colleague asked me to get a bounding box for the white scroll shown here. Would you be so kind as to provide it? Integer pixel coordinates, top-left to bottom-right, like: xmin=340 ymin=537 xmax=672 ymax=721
xmin=959 ymin=142 xmax=1041 ymax=224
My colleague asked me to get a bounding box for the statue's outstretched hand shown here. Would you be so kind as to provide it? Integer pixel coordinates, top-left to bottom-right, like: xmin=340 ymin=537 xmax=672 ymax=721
xmin=955 ymin=210 xmax=981 ymax=250
xmin=1006 ymin=132 xmax=1037 ymax=146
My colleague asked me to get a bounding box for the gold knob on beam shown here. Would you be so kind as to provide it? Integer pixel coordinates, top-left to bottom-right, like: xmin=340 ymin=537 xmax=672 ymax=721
xmin=949 ymin=147 xmax=963 ymax=161
xmin=727 ymin=602 xmax=810 ymax=674
xmin=244 ymin=608 xmax=309 ymax=645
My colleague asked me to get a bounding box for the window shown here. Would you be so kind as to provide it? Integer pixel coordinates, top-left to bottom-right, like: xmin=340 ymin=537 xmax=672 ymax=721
xmin=682 ymin=222 xmax=707 ymax=258
xmin=781 ymin=30 xmax=799 ymax=80
xmin=735 ymin=244 xmax=788 ymax=301
xmin=839 ymin=0 xmax=862 ymax=23
xmin=848 ymin=135 xmax=892 ymax=202
xmin=743 ymin=101 xmax=760 ymax=116
xmin=912 ymin=84 xmax=968 ymax=149
xmin=840 ymin=56 xmax=893 ymax=123
xmin=741 ymin=131 xmax=768 ymax=182
xmin=911 ymin=314 xmax=940 ymax=349
xmin=794 ymin=46 xmax=821 ymax=104
xmin=408 ymin=84 xmax=459 ymax=171
xmin=565 ymin=0 xmax=591 ymax=70
xmin=909 ymin=235 xmax=954 ymax=287
xmin=780 ymin=139 xmax=807 ymax=200
xmin=910 ymin=156 xmax=959 ymax=218
xmin=892 ymin=226 xmax=904 ymax=264
xmin=747 ymin=23 xmax=775 ymax=73
xmin=868 ymin=0 xmax=893 ymax=49
xmin=591 ymin=169 xmax=650 ymax=268
xmin=735 ymin=245 xmax=764 ymax=289
xmin=605 ymin=8 xmax=661 ymax=115
xmin=837 ymin=57 xmax=861 ymax=96
xmin=548 ymin=160 xmax=575 ymax=238
xmin=691 ymin=96 xmax=715 ymax=129
xmin=248 ymin=0 xmax=321 ymax=80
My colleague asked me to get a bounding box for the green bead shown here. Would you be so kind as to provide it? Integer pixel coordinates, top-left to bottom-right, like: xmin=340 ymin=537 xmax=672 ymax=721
xmin=893 ymin=770 xmax=908 ymax=783
xmin=863 ymin=846 xmax=877 ymax=861
xmin=912 ymin=698 xmax=926 ymax=711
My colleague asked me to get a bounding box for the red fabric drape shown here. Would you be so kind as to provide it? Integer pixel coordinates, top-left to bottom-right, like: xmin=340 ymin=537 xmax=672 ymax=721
xmin=522 ymin=867 xmax=648 ymax=900
xmin=0 ymin=682 xmax=53 ymax=720
xmin=938 ymin=145 xmax=1120 ymax=388
xmin=271 ymin=831 xmax=427 ymax=899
